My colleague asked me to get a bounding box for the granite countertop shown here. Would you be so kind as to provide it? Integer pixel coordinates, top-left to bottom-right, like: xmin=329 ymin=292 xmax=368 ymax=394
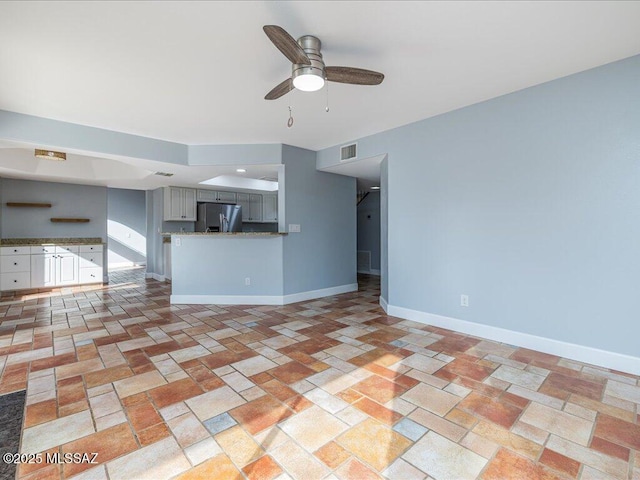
xmin=162 ymin=232 xmax=287 ymax=237
xmin=1 ymin=237 xmax=105 ymax=246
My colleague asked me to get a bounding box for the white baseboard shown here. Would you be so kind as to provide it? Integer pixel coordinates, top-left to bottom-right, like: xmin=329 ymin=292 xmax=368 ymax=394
xmin=171 ymin=283 xmax=358 ymax=306
xmin=386 ymin=304 xmax=640 ymax=376
xmin=379 ymin=296 xmax=388 ymax=313
xmin=358 ymin=269 xmax=381 ymax=276
xmin=145 ymin=273 xmax=165 ymax=282
xmin=282 ymin=283 xmax=358 ymax=304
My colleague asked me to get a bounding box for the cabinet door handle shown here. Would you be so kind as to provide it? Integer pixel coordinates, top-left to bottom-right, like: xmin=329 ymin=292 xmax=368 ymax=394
xmin=13 ymin=262 xmax=17 ymax=266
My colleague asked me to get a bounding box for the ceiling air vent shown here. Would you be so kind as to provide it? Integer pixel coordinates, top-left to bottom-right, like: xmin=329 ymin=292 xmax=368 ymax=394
xmin=154 ymin=171 xmax=174 ymax=177
xmin=259 ymin=176 xmax=278 ymax=182
xmin=340 ymin=143 xmax=357 ymax=162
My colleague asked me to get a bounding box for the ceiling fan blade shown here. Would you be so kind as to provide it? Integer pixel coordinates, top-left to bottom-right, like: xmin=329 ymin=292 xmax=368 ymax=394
xmin=265 ymin=78 xmax=294 ymax=100
xmin=263 ymin=25 xmax=311 ymax=65
xmin=326 ymin=66 xmax=385 ymax=85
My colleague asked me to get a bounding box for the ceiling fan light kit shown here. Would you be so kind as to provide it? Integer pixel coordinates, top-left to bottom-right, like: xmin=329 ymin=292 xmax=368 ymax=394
xmin=35 ymin=149 xmax=66 ymax=161
xmin=291 ymin=35 xmax=326 ymax=92
xmin=263 ymin=25 xmax=384 ymax=101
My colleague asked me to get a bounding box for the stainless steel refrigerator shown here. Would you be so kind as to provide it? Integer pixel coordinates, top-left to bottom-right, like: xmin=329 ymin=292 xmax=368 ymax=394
xmin=195 ymin=203 xmax=242 ymax=232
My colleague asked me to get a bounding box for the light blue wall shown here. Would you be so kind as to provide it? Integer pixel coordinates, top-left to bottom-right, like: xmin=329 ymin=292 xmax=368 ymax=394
xmin=319 ymin=54 xmax=640 ymax=358
xmin=107 ymin=188 xmax=146 ymax=266
xmin=0 ymin=110 xmax=188 ymax=165
xmin=282 ymin=145 xmax=357 ymax=295
xmin=357 ymin=191 xmax=381 ymax=271
xmin=380 ymin=158 xmax=388 ymax=302
xmin=171 ymin=236 xmax=283 ymax=296
xmin=1 ymin=178 xmax=107 ymax=240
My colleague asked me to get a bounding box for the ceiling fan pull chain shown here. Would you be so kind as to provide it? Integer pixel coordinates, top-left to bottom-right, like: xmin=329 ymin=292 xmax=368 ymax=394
xmin=287 ymin=106 xmax=294 ymax=128
xmin=325 ymin=82 xmax=330 ymax=112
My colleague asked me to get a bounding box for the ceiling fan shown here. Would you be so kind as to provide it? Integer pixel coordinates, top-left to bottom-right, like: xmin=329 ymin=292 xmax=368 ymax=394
xmin=263 ymin=25 xmax=384 ymax=100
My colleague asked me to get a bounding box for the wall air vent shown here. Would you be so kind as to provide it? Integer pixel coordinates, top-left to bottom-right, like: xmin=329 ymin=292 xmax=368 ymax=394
xmin=340 ymin=143 xmax=357 ymax=162
xmin=154 ymin=172 xmax=174 ymax=177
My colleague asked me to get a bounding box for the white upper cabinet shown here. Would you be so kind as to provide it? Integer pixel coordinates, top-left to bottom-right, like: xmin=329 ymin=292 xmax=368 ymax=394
xmin=164 ymin=187 xmax=197 ymax=221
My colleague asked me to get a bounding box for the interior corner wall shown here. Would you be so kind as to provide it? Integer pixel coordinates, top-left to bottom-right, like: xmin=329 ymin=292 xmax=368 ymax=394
xmin=380 ymin=158 xmax=388 ymax=303
xmin=0 ymin=177 xmax=3 ymax=240
xmin=107 ymin=188 xmax=147 ymax=267
xmin=319 ymin=54 xmax=640 ymax=360
xmin=357 ymin=191 xmax=381 ymax=272
xmin=145 ymin=190 xmax=155 ymax=275
xmin=0 ymin=178 xmax=107 ymax=241
xmin=282 ymin=145 xmax=357 ymax=296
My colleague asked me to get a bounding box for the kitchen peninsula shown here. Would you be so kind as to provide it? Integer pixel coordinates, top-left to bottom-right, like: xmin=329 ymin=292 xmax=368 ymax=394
xmin=167 ymin=232 xmax=358 ymax=305
xmin=168 ymin=232 xmax=288 ymax=305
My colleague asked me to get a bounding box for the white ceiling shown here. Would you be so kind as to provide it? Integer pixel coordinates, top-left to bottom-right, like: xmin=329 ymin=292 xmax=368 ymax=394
xmin=0 ymin=1 xmax=639 ymax=187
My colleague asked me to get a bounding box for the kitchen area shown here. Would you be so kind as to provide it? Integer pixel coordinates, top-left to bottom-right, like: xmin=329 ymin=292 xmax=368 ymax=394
xmin=161 ymin=185 xmax=283 ymax=281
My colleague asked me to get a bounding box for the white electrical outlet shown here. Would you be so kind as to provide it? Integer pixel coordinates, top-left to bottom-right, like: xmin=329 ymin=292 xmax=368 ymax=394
xmin=245 ymin=277 xmax=251 ymax=286
xmin=175 ymin=238 xmax=181 ymax=247
xmin=288 ymin=224 xmax=301 ymax=233
xmin=460 ymin=294 xmax=469 ymax=307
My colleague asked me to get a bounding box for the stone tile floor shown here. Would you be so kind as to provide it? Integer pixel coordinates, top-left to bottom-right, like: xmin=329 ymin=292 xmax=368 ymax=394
xmin=0 ymin=267 xmax=638 ymax=479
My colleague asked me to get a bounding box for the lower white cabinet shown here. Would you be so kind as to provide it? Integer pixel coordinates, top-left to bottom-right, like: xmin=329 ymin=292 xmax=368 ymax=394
xmin=1 ymin=248 xmax=32 ymax=290
xmin=57 ymin=253 xmax=80 ymax=286
xmin=0 ymin=271 xmax=30 ymax=290
xmin=31 ymin=251 xmax=80 ymax=287
xmin=1 ymin=244 xmax=104 ymax=291
xmin=30 ymin=254 xmax=56 ymax=288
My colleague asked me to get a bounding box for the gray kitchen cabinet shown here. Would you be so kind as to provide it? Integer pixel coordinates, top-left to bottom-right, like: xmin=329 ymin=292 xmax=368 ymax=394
xmin=164 ymin=187 xmax=197 ymax=221
xmin=237 ymin=193 xmax=263 ymax=222
xmin=262 ymin=194 xmax=278 ymax=223
xmin=215 ymin=191 xmax=237 ymax=203
xmin=196 ymin=189 xmax=237 ymax=203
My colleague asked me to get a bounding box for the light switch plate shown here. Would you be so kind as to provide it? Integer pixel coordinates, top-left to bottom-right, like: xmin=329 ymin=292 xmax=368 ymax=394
xmin=288 ymin=224 xmax=301 ymax=233
xmin=175 ymin=238 xmax=181 ymax=247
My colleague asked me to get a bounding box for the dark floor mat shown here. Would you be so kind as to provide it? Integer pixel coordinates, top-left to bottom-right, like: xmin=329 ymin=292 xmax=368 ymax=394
xmin=0 ymin=390 xmax=26 ymax=480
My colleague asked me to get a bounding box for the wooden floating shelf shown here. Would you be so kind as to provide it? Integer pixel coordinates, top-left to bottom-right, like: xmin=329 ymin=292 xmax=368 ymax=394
xmin=6 ymin=202 xmax=52 ymax=208
xmin=50 ymin=218 xmax=90 ymax=223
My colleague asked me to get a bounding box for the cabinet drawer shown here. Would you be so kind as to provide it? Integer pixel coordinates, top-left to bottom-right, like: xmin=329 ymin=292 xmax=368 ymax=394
xmin=56 ymin=245 xmax=79 ymax=254
xmin=79 ymin=252 xmax=103 ymax=269
xmin=0 ymin=255 xmax=31 ymax=273
xmin=79 ymin=244 xmax=103 ymax=253
xmin=79 ymin=267 xmax=103 ymax=284
xmin=31 ymin=245 xmax=56 ymax=254
xmin=1 ymin=272 xmax=31 ymax=290
xmin=1 ymin=246 xmax=31 ymax=256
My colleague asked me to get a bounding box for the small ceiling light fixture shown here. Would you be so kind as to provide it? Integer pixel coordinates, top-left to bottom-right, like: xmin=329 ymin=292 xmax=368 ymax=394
xmin=35 ymin=149 xmax=66 ymax=161
xmin=292 ymin=71 xmax=325 ymax=92
xmin=371 ymin=186 xmax=381 ymax=190
xmin=236 ymin=168 xmax=246 ymax=173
